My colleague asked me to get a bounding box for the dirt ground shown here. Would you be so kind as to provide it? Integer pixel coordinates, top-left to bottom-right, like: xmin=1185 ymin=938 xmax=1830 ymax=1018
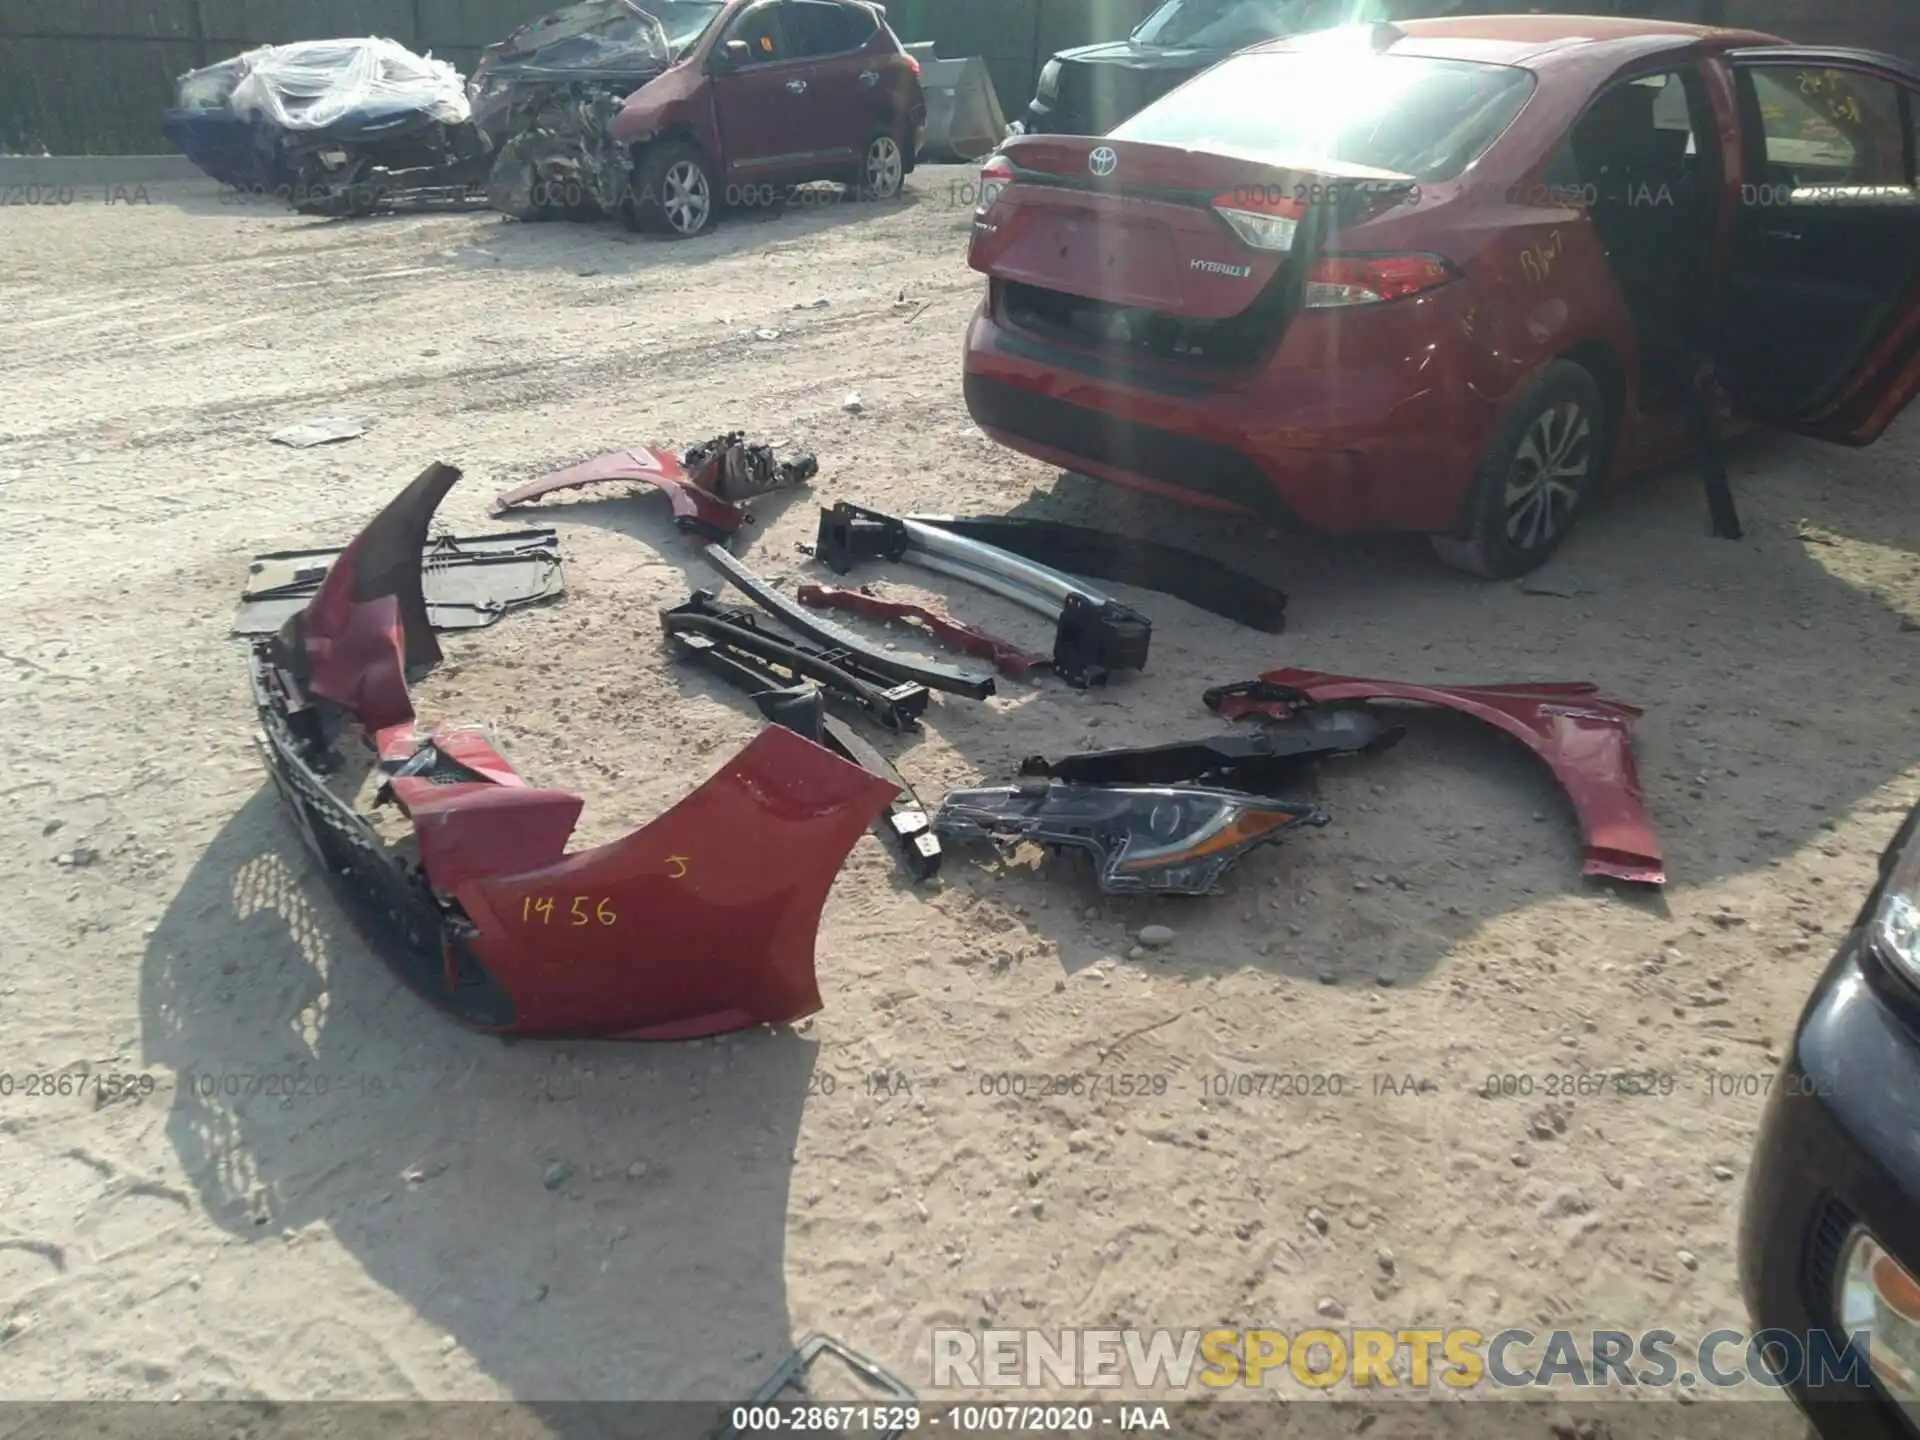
xmin=2 ymin=169 xmax=1917 ymax=1430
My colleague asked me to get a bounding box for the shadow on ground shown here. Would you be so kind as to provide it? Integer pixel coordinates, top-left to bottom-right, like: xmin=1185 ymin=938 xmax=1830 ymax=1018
xmin=140 ymin=787 xmax=817 ymax=1427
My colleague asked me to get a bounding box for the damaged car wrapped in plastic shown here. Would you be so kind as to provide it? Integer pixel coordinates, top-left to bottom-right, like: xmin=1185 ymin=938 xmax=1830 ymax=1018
xmin=244 ymin=462 xmax=898 ymax=1040
xmin=162 ymin=38 xmax=492 ymax=215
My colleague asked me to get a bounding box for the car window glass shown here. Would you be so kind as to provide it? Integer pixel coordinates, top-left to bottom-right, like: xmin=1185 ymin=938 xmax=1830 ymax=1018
xmin=783 ymin=1 xmax=866 ymax=57
xmin=1111 ymin=51 xmax=1536 ymax=183
xmin=1741 ymin=65 xmax=1909 ymax=187
xmin=1131 ymin=0 xmax=1324 ymax=49
xmin=724 ymin=3 xmax=784 ymax=64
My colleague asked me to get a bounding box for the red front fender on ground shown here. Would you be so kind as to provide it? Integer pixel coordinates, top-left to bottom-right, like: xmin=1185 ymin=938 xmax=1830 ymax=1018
xmin=250 ymin=463 xmax=897 ymax=1040
xmin=1209 ymin=669 xmax=1665 ymax=887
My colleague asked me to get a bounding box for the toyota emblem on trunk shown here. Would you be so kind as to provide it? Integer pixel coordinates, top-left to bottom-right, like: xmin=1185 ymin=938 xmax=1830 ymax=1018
xmin=1089 ymin=146 xmax=1118 ymax=177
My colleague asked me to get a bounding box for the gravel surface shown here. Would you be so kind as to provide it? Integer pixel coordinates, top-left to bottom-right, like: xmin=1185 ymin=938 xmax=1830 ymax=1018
xmin=1 ymin=172 xmax=1914 ymax=1427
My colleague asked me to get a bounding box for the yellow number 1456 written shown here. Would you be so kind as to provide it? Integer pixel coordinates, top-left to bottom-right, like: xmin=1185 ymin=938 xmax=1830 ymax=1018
xmin=521 ymin=895 xmax=618 ymax=927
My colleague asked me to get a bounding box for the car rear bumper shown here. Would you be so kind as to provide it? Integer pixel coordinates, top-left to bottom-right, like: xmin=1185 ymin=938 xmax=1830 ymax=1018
xmin=962 ymin=301 xmax=1487 ymax=536
xmin=1739 ymin=934 xmax=1920 ymax=1435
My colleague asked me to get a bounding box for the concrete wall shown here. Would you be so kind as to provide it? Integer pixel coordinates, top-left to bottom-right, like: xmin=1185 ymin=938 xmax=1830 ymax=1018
xmin=2 ymin=0 xmax=1916 ymax=156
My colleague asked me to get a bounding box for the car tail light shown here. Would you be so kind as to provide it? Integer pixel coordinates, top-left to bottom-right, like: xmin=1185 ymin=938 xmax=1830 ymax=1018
xmin=1303 ymin=255 xmax=1457 ymax=308
xmin=978 ymin=154 xmax=1014 ymax=211
xmin=1210 ymin=189 xmax=1303 ymax=252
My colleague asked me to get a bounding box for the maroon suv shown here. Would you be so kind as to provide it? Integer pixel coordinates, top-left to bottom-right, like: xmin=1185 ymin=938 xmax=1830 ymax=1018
xmin=609 ymin=0 xmax=928 ymax=236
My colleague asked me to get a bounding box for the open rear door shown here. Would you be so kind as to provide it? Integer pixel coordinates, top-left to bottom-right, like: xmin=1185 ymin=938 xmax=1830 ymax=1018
xmin=1716 ymin=47 xmax=1920 ymax=445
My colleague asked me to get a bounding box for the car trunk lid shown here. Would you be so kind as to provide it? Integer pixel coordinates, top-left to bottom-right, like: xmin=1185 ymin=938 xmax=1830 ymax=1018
xmin=972 ymin=135 xmax=1418 ymax=323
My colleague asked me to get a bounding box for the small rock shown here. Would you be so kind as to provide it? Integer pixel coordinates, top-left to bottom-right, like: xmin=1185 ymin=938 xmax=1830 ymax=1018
xmin=754 ymin=328 xmax=781 ymax=341
xmin=54 ymin=847 xmax=99 ymax=869
xmin=1677 ymin=1249 xmax=1699 ymax=1271
xmin=1128 ymin=946 xmax=1146 ymax=961
xmin=40 ymin=819 xmax=62 ymax=836
xmin=1029 ymin=1199 xmax=1044 ymax=1217
xmin=1319 ymin=972 xmax=1338 ymax=986
xmin=1711 ymin=1165 xmax=1734 ymax=1182
xmin=1254 ymin=939 xmax=1273 ymax=957
xmin=526 ymin=1284 xmax=549 ymax=1303
xmin=1136 ymin=924 xmax=1176 ymax=950
xmin=1352 ymin=879 xmax=1370 ymax=892
xmin=1316 ymin=1297 xmax=1346 ymax=1319
xmin=795 ymin=296 xmax=831 ymax=309
xmin=842 ymin=391 xmax=864 ymax=413
xmin=1306 ymin=1206 xmax=1330 ymax=1233
xmin=626 ymin=1162 xmax=647 ymax=1180
xmin=1376 ymin=1247 xmax=1395 ymax=1273
xmin=542 ymin=1160 xmax=576 ymax=1191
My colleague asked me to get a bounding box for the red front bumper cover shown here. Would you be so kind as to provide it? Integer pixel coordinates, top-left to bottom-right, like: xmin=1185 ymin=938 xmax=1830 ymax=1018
xmin=248 ymin=463 xmax=897 ymax=1039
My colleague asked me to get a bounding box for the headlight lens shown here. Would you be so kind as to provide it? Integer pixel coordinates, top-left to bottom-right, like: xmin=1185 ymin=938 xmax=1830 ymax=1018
xmin=1870 ymin=814 xmax=1920 ymax=987
xmin=1836 ymin=1228 xmax=1920 ymax=1418
xmin=1037 ymin=58 xmax=1062 ymax=100
xmin=933 ymin=783 xmax=1327 ymax=896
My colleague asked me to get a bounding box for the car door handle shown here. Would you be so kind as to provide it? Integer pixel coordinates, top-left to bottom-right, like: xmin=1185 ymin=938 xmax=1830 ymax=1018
xmin=787 ymin=79 xmax=808 ymax=94
xmin=1763 ymin=227 xmax=1804 ymax=242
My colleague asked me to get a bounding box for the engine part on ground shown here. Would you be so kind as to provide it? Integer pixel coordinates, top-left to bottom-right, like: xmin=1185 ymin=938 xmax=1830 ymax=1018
xmin=717 ymin=1335 xmax=918 ymax=1440
xmin=704 ymin=543 xmax=997 ymax=700
xmin=936 ymin=782 xmax=1328 ymax=897
xmin=917 ymin=55 xmax=1008 ymax=164
xmin=661 ymin=591 xmax=931 ymax=732
xmin=491 ymin=447 xmax=750 ymax=538
xmin=812 ymin=502 xmax=1150 ymax=688
xmin=248 ymin=461 xmax=896 ymax=1040
xmin=910 ymin=513 xmax=1289 ymax=633
xmin=1206 ymin=671 xmax=1665 ymax=886
xmin=233 ymin=526 xmax=563 ymax=637
xmin=684 ymin=431 xmax=818 ymax=503
xmin=1020 ymin=709 xmax=1402 ymax=792
xmin=664 ymin=625 xmax=940 ymax=880
xmin=797 ymin=582 xmax=1049 ymax=680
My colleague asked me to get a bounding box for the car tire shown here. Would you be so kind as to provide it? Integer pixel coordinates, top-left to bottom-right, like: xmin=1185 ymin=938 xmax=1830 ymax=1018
xmin=856 ymin=126 xmax=907 ymax=201
xmin=623 ymin=142 xmax=716 ymax=238
xmin=1430 ymin=360 xmax=1607 ymax=580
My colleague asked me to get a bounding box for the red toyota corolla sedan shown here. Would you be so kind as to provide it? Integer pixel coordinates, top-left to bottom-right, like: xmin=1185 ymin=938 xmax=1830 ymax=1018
xmin=963 ymin=16 xmax=1920 ymax=577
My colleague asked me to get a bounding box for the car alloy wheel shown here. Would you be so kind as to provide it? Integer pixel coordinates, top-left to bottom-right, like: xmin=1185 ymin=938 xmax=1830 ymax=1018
xmin=1502 ymin=400 xmax=1593 ymax=551
xmin=864 ymin=135 xmax=904 ymax=199
xmin=662 ymin=159 xmax=712 ymax=236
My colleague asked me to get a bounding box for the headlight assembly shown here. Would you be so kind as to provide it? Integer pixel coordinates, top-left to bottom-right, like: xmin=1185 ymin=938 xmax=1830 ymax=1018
xmin=934 ymin=782 xmax=1328 ymax=896
xmin=1870 ymin=814 xmax=1920 ymax=990
xmin=1835 ymin=1227 xmax=1920 ymax=1420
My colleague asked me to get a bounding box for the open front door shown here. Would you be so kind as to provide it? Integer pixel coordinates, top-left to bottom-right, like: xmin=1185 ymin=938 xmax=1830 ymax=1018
xmin=1716 ymin=48 xmax=1920 ymax=445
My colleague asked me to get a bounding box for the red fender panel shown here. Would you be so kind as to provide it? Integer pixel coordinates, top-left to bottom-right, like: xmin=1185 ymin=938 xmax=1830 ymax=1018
xmin=1218 ymin=669 xmax=1665 ymax=886
xmin=491 ymin=448 xmax=747 ymax=536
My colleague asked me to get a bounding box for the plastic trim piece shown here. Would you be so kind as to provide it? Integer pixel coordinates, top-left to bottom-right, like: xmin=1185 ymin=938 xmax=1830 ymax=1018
xmin=811 ymin=501 xmax=1151 ymax=688
xmin=703 ymin=542 xmax=998 ymax=700
xmin=912 ymin=514 xmax=1289 ymax=632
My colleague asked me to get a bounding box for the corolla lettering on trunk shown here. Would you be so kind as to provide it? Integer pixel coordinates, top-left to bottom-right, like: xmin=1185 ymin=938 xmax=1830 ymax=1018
xmin=1191 ymin=258 xmax=1253 ymax=278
